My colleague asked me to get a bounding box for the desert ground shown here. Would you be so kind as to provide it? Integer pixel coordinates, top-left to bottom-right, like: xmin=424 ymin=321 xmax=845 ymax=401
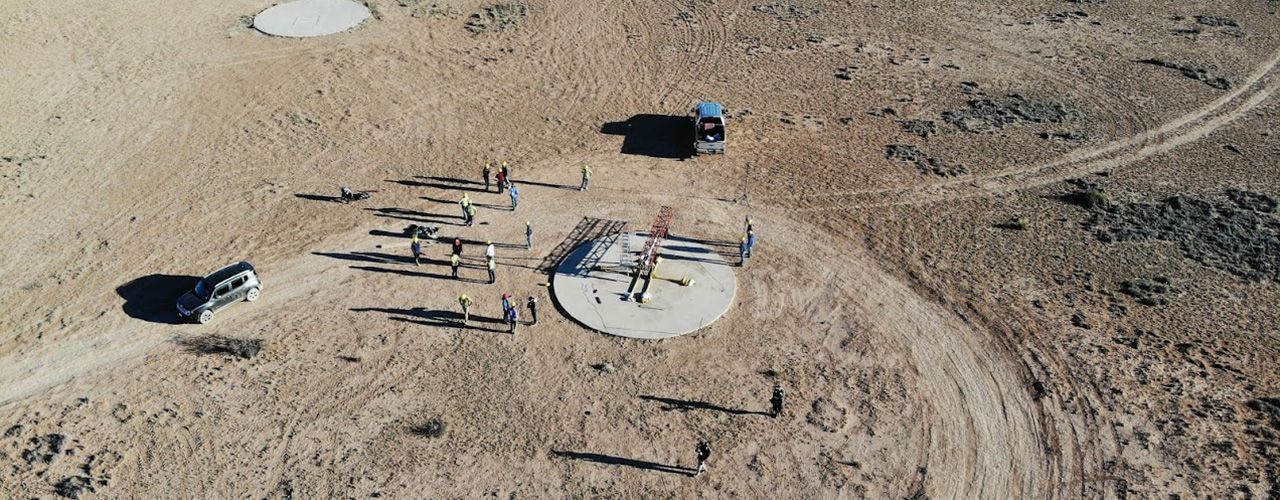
xmin=1 ymin=0 xmax=1278 ymax=497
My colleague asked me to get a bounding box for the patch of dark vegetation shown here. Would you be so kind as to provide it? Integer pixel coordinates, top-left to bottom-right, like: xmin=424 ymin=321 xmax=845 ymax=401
xmin=885 ymin=144 xmax=969 ymax=177
xmin=1067 ymin=181 xmax=1280 ymax=282
xmin=900 ymin=119 xmax=937 ymax=138
xmin=805 ymin=398 xmax=848 ymax=432
xmin=1040 ymin=129 xmax=1087 ymax=142
xmin=942 ymin=95 xmax=1073 ymax=133
xmin=868 ymin=107 xmax=897 ymax=118
xmin=177 ymin=335 xmax=264 ymax=359
xmin=1 ymin=154 xmax=47 ymax=166
xmin=1119 ymin=276 xmax=1180 ymax=306
xmin=398 ymin=0 xmax=456 ymax=18
xmin=1244 ymin=398 xmax=1280 ymax=498
xmin=1060 ymin=180 xmax=1112 ymax=209
xmin=1046 ymin=11 xmax=1088 ymax=23
xmin=751 ymin=3 xmax=819 ymax=22
xmin=833 ymin=66 xmax=857 ymax=80
xmin=1196 ymin=15 xmax=1238 ymax=27
xmin=411 ymin=418 xmax=447 ymax=438
xmin=465 ymin=3 xmax=528 ymax=34
xmin=23 ymin=433 xmax=67 ymax=464
xmin=996 ymin=216 xmax=1030 ymax=230
xmin=54 ymin=476 xmax=95 ymax=499
xmin=1137 ymin=59 xmax=1231 ymax=90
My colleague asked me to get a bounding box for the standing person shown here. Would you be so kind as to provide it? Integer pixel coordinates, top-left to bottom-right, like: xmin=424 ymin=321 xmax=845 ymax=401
xmin=496 ymin=170 xmax=507 ymax=194
xmin=452 ymin=238 xmax=464 ymax=257
xmin=458 ymin=293 xmax=473 ymax=325
xmin=526 ymin=296 xmax=538 ymax=325
xmin=525 ymin=221 xmax=533 ymax=250
xmin=483 ymin=162 xmax=493 ymax=192
xmin=500 ymin=161 xmax=511 ymax=181
xmin=501 ymin=293 xmax=511 ymax=318
xmin=507 ymin=304 xmax=520 ymax=335
xmin=739 ymin=236 xmax=748 ymax=267
xmin=580 ymin=165 xmax=592 ymax=191
xmin=487 ymin=256 xmax=496 ymax=284
xmin=509 ymin=184 xmax=520 ymax=211
xmin=465 ymin=204 xmax=477 ymax=227
xmin=485 ymin=240 xmax=496 ymax=260
xmin=770 ymin=383 xmax=785 ymax=418
xmin=694 ymin=440 xmax=711 ymax=477
xmin=411 ymin=235 xmax=423 ymax=266
xmin=450 ymin=252 xmax=461 ymax=279
xmin=745 ymin=216 xmax=753 ymax=234
xmin=746 ymin=229 xmax=757 ymax=258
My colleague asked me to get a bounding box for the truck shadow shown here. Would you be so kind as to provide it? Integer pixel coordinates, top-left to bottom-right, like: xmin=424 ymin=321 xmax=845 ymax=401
xmin=601 ymin=114 xmax=693 ymax=159
xmin=116 ymin=274 xmax=200 ymax=324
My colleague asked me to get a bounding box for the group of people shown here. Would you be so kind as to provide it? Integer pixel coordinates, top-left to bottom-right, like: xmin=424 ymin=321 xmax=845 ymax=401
xmin=435 ymin=161 xmax=568 ymax=332
xmin=694 ymin=382 xmax=784 ymax=476
xmin=456 ymin=292 xmax=538 ymax=334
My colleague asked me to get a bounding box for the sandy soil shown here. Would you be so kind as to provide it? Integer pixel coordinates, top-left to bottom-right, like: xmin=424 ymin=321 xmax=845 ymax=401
xmin=1 ymin=0 xmax=1278 ymax=497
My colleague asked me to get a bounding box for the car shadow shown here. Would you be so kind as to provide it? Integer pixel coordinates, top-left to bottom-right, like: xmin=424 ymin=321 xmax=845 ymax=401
xmin=600 ymin=114 xmax=694 ymax=159
xmin=116 ymin=274 xmax=201 ymax=324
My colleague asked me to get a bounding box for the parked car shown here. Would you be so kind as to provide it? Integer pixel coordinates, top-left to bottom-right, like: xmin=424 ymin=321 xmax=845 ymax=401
xmin=693 ymin=102 xmax=726 ymax=155
xmin=176 ymin=261 xmax=262 ymax=324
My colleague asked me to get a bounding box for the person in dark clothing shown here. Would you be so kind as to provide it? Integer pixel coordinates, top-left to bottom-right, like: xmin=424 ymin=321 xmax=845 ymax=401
xmin=525 ymin=221 xmax=533 ymax=249
xmin=483 ymin=162 xmax=492 ymax=192
xmin=452 ymin=238 xmax=464 ymax=257
xmin=411 ymin=236 xmax=423 ymax=266
xmin=526 ymin=296 xmax=538 ymax=325
xmin=694 ymin=440 xmax=711 ymax=476
xmin=771 ymin=383 xmax=785 ymax=418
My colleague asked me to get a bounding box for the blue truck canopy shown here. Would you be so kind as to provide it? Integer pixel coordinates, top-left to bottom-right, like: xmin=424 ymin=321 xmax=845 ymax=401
xmin=696 ymin=102 xmax=723 ymax=118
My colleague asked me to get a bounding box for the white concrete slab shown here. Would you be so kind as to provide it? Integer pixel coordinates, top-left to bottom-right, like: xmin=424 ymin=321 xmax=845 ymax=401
xmin=253 ymin=0 xmax=370 ymax=38
xmin=551 ymin=233 xmax=737 ymax=339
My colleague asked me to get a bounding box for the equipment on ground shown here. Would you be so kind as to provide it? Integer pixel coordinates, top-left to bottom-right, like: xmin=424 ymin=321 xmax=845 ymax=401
xmin=339 ymin=187 xmax=376 ymax=203
xmin=404 ymin=224 xmax=439 ymax=240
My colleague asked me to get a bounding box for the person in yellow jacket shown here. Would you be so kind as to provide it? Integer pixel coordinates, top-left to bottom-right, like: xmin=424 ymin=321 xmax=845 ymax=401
xmin=458 ymin=293 xmax=473 ymax=324
xmin=450 ymin=252 xmax=461 ymax=279
xmin=580 ymin=165 xmax=592 ymax=191
xmin=487 ymin=256 xmax=497 ymax=284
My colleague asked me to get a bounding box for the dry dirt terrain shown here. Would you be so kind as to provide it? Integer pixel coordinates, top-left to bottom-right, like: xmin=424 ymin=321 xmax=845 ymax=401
xmin=2 ymin=0 xmax=1278 ymax=497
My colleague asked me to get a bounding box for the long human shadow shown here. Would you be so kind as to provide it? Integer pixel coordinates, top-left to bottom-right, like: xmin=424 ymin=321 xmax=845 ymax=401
xmin=116 ymin=274 xmax=200 ymax=324
xmin=515 ymin=179 xmax=579 ymax=191
xmin=373 ymin=212 xmax=466 ymax=226
xmin=666 ymin=234 xmax=739 ymax=249
xmin=351 ymin=307 xmax=506 ymax=332
xmin=294 ymin=193 xmax=342 ymax=203
xmin=417 ymin=175 xmax=482 ymax=186
xmin=600 ymin=114 xmax=694 ymax=159
xmin=639 ymin=395 xmax=766 ymax=416
xmin=349 ymin=265 xmax=487 ymax=283
xmin=473 ymin=202 xmax=511 ymax=211
xmin=313 ymin=251 xmax=450 ymax=267
xmin=365 ymin=207 xmax=463 ymax=220
xmin=400 ymin=179 xmax=487 ymax=193
xmin=551 ymin=450 xmax=692 ymax=476
xmin=385 ymin=179 xmax=431 ymax=187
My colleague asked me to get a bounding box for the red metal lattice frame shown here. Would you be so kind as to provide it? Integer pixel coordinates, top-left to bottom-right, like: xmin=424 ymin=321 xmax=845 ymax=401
xmin=638 ymin=206 xmax=676 ymax=271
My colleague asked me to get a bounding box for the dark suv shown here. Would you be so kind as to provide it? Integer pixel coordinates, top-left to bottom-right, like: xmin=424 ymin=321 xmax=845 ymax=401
xmin=176 ymin=261 xmax=262 ymax=324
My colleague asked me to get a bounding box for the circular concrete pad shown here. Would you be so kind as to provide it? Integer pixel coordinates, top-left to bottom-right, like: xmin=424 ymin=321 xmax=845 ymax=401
xmin=254 ymin=0 xmax=371 ymax=38
xmin=552 ymin=233 xmax=737 ymax=339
